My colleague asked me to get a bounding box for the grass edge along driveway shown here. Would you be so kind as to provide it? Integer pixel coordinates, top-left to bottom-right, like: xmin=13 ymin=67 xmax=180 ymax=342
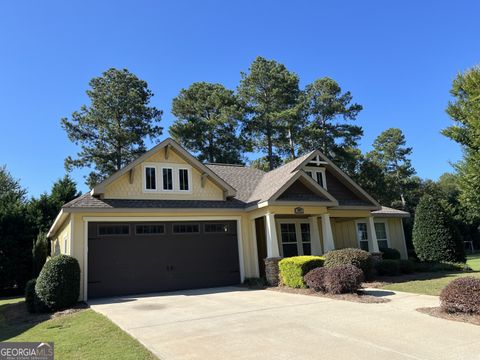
xmin=381 ymin=253 xmax=480 ymax=296
xmin=0 ymin=298 xmax=157 ymax=360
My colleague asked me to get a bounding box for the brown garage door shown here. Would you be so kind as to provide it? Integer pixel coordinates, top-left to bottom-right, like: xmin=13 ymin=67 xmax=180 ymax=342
xmin=88 ymin=221 xmax=240 ymax=298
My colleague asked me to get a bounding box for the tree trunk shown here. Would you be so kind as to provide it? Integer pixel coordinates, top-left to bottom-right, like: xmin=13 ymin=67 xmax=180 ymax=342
xmin=288 ymin=128 xmax=296 ymax=158
xmin=267 ymin=122 xmax=274 ymax=170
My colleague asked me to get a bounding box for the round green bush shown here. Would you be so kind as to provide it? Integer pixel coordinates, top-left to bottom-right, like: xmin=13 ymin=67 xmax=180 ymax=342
xmin=278 ymin=256 xmax=324 ymax=288
xmin=375 ymin=259 xmax=400 ymax=276
xmin=440 ymin=277 xmax=480 ymax=314
xmin=324 ymin=248 xmax=373 ymax=279
xmin=25 ymin=279 xmax=37 ymax=313
xmin=381 ymin=248 xmax=401 ymax=260
xmin=398 ymin=259 xmax=415 ymax=274
xmin=412 ymin=194 xmax=465 ymax=263
xmin=35 ymin=255 xmax=80 ymax=312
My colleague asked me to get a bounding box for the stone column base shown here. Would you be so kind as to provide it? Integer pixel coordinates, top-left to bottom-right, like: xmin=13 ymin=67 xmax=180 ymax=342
xmin=264 ymin=257 xmax=283 ymax=286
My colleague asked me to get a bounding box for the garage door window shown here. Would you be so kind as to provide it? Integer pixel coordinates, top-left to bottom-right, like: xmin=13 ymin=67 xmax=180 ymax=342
xmin=204 ymin=223 xmax=229 ymax=233
xmin=98 ymin=224 xmax=130 ymax=236
xmin=173 ymin=224 xmax=200 ymax=233
xmin=136 ymin=224 xmax=165 ymax=235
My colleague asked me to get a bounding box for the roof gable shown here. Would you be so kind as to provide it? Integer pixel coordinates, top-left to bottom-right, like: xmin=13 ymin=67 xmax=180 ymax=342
xmin=92 ymin=138 xmax=236 ymax=198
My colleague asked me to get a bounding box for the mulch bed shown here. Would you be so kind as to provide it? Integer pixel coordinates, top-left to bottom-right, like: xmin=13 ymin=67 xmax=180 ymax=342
xmin=417 ymin=307 xmax=480 ymax=326
xmin=3 ymin=301 xmax=89 ymax=327
xmin=268 ymin=286 xmax=390 ymax=303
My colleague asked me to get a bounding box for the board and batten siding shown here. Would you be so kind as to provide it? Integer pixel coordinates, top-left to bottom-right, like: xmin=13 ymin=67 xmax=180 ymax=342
xmin=103 ymin=148 xmax=225 ymax=200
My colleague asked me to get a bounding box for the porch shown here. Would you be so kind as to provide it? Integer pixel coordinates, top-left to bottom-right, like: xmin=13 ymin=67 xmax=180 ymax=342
xmin=250 ymin=207 xmax=395 ymax=278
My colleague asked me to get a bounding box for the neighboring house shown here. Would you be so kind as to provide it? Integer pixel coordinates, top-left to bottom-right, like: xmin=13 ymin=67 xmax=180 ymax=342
xmin=47 ymin=138 xmax=409 ymax=300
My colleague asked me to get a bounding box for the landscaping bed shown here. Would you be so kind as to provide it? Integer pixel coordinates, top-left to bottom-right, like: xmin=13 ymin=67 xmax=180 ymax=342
xmin=268 ymin=286 xmax=389 ymax=303
xmin=418 ymin=307 xmax=480 ymax=326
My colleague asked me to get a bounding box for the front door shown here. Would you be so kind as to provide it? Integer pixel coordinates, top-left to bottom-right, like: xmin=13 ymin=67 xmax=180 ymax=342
xmin=278 ymin=220 xmax=311 ymax=257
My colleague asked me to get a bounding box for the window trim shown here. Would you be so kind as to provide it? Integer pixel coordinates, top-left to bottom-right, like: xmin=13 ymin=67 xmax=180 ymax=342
xmin=97 ymin=224 xmax=130 ymax=236
xmin=277 ymin=219 xmax=311 ymax=257
xmin=161 ymin=167 xmax=174 ymax=192
xmin=204 ymin=223 xmax=229 ymax=233
xmin=142 ymin=163 xmax=158 ymax=193
xmin=304 ymin=166 xmax=327 ymax=190
xmin=374 ymin=220 xmax=390 ymax=250
xmin=354 ymin=220 xmax=390 ymax=251
xmin=355 ymin=221 xmax=369 ymax=251
xmin=172 ymin=223 xmax=200 ymax=234
xmin=135 ymin=223 xmax=166 ymax=236
xmin=178 ymin=167 xmax=192 ymax=193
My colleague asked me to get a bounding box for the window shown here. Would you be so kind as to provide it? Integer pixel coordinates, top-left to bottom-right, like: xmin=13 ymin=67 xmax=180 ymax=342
xmin=300 ymin=223 xmax=311 ymax=255
xmin=136 ymin=224 xmax=165 ymax=235
xmin=179 ymin=168 xmax=189 ymax=191
xmin=145 ymin=166 xmax=156 ymax=190
xmin=280 ymin=223 xmax=298 ymax=257
xmin=356 ymin=222 xmax=369 ymax=251
xmin=204 ymin=223 xmax=229 ymax=233
xmin=162 ymin=168 xmax=173 ymax=190
xmin=374 ymin=222 xmax=388 ymax=250
xmin=173 ymin=224 xmax=200 ymax=233
xmin=304 ymin=167 xmax=327 ymax=189
xmin=98 ymin=224 xmax=130 ymax=236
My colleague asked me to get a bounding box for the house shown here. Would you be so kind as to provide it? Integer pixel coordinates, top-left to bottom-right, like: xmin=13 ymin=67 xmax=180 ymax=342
xmin=47 ymin=138 xmax=409 ymax=300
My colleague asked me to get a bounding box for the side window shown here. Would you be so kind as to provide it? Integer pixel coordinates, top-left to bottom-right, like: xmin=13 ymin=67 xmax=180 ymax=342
xmin=98 ymin=224 xmax=130 ymax=236
xmin=374 ymin=222 xmax=388 ymax=250
xmin=204 ymin=223 xmax=229 ymax=233
xmin=162 ymin=168 xmax=173 ymax=190
xmin=136 ymin=224 xmax=165 ymax=235
xmin=145 ymin=166 xmax=156 ymax=190
xmin=179 ymin=169 xmax=189 ymax=191
xmin=356 ymin=222 xmax=369 ymax=251
xmin=173 ymin=224 xmax=200 ymax=234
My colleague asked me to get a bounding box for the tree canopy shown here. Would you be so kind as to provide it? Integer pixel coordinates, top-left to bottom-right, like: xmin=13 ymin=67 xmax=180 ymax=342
xmin=62 ymin=68 xmax=163 ymax=187
xmin=170 ymin=82 xmax=245 ymax=164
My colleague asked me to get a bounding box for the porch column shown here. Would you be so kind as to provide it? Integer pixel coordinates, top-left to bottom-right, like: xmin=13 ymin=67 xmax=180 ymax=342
xmin=308 ymin=216 xmax=322 ymax=255
xmin=321 ymin=214 xmax=335 ymax=253
xmin=265 ymin=213 xmax=280 ymax=257
xmin=366 ymin=216 xmax=380 ymax=252
xmin=250 ymin=218 xmax=260 ymax=277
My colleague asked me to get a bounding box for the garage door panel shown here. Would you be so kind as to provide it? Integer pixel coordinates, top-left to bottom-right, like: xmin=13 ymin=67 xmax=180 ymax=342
xmin=88 ymin=221 xmax=240 ymax=298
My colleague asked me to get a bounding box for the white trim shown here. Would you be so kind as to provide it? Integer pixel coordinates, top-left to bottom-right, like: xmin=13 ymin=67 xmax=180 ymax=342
xmin=250 ymin=218 xmax=260 ymax=277
xmin=304 ymin=166 xmax=327 ymax=190
xmin=373 ymin=220 xmax=390 ymax=249
xmin=177 ymin=167 xmax=192 ymax=193
xmin=142 ymin=163 xmax=158 ymax=192
xmin=355 ymin=219 xmax=390 ymax=252
xmin=82 ymin=215 xmax=245 ymax=301
xmin=161 ymin=166 xmax=174 ymax=192
xmin=69 ymin=216 xmax=75 ymax=256
xmin=321 ymin=213 xmax=335 ymax=252
xmin=277 ymin=219 xmax=311 ymax=257
xmin=355 ymin=220 xmax=369 ymax=251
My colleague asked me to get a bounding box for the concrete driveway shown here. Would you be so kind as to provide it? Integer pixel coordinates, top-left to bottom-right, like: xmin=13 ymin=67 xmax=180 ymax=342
xmin=90 ymin=287 xmax=480 ymax=360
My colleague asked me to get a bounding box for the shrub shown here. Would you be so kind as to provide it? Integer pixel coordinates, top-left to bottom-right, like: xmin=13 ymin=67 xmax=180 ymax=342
xmin=323 ymin=265 xmax=364 ymax=294
xmin=381 ymin=248 xmax=401 ymax=260
xmin=412 ymin=194 xmax=465 ymax=263
xmin=304 ymin=267 xmax=329 ymax=292
xmin=413 ymin=261 xmax=471 ymax=273
xmin=398 ymin=259 xmax=415 ymax=274
xmin=25 ymin=279 xmax=37 ymax=313
xmin=278 ymin=256 xmax=324 ymax=288
xmin=324 ymin=248 xmax=373 ymax=279
xmin=32 ymin=232 xmax=48 ymax=277
xmin=375 ymin=259 xmax=400 ymax=276
xmin=35 ymin=255 xmax=80 ymax=312
xmin=440 ymin=277 xmax=480 ymax=314
xmin=243 ymin=277 xmax=267 ymax=288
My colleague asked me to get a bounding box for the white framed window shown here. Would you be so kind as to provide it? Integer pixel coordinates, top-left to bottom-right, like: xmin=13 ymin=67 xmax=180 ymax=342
xmin=277 ymin=220 xmax=312 ymax=257
xmin=162 ymin=167 xmax=173 ymax=191
xmin=304 ymin=167 xmax=327 ymax=189
xmin=356 ymin=222 xmax=369 ymax=251
xmin=178 ymin=168 xmax=190 ymax=191
xmin=374 ymin=222 xmax=389 ymax=250
xmin=144 ymin=165 xmax=157 ymax=191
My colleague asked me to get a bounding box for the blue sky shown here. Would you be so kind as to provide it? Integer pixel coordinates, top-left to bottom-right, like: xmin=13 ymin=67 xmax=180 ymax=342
xmin=1 ymin=1 xmax=478 ymax=196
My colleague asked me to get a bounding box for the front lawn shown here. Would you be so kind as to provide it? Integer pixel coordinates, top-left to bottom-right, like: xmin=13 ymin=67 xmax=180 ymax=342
xmin=0 ymin=298 xmax=156 ymax=360
xmin=380 ymin=253 xmax=480 ymax=296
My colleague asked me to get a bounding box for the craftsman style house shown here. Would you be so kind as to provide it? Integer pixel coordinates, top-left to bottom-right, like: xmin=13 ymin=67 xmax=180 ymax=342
xmin=48 ymin=138 xmax=409 ymax=300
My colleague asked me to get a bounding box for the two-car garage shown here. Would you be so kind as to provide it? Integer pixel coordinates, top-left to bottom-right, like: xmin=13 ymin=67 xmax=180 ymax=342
xmin=87 ymin=220 xmax=241 ymax=299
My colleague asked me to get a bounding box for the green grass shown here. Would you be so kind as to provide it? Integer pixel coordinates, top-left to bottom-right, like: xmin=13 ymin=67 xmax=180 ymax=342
xmin=0 ymin=298 xmax=156 ymax=360
xmin=381 ymin=253 xmax=480 ymax=296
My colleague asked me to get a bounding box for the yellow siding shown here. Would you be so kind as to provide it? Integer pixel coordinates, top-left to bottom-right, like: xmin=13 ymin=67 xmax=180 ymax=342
xmin=103 ymin=148 xmax=224 ymax=200
xmin=331 ymin=219 xmax=357 ymax=249
xmin=386 ymin=218 xmax=408 ymax=259
xmin=51 ymin=215 xmax=71 ymax=256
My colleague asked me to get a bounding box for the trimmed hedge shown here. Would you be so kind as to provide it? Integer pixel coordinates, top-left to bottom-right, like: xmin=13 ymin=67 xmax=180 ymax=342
xmin=35 ymin=255 xmax=80 ymax=312
xmin=412 ymin=194 xmax=465 ymax=263
xmin=25 ymin=279 xmax=37 ymax=313
xmin=375 ymin=259 xmax=400 ymax=276
xmin=304 ymin=265 xmax=363 ymax=294
xmin=279 ymin=256 xmax=324 ymax=288
xmin=440 ymin=277 xmax=480 ymax=314
xmin=398 ymin=259 xmax=415 ymax=274
xmin=381 ymin=248 xmax=401 ymax=260
xmin=324 ymin=248 xmax=373 ymax=279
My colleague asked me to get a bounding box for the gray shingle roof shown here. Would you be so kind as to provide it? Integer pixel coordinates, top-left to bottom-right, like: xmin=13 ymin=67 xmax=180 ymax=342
xmin=372 ymin=206 xmax=410 ymax=217
xmin=63 ymin=193 xmax=246 ymax=209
